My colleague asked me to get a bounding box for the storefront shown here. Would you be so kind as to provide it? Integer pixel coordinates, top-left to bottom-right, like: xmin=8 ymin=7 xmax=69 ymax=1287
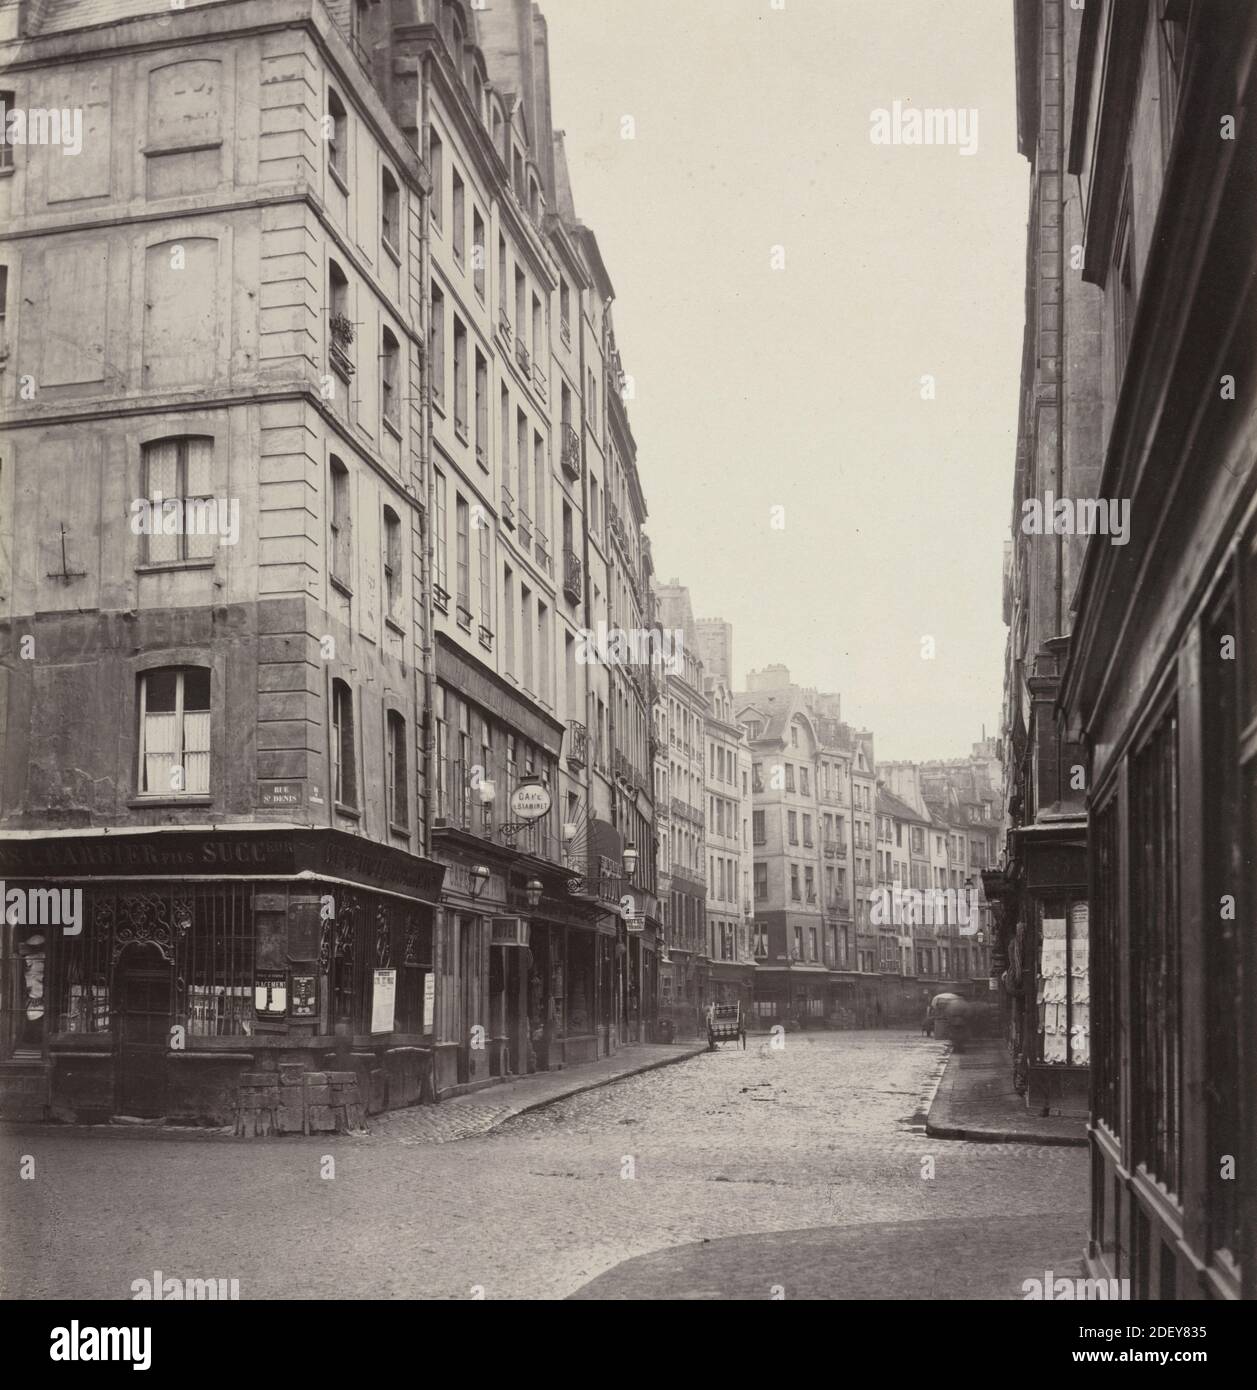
xmin=998 ymin=825 xmax=1089 ymax=1112
xmin=0 ymin=829 xmax=445 ymax=1126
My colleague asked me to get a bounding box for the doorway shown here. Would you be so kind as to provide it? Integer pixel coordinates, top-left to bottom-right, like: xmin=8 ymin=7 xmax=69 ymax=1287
xmin=114 ymin=945 xmax=172 ymax=1117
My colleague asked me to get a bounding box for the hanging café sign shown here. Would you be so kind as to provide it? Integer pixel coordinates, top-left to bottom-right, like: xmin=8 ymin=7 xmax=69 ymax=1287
xmin=508 ymin=781 xmax=552 ymax=822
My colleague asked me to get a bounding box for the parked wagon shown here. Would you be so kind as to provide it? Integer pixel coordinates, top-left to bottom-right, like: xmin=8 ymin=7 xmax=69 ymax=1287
xmin=706 ymin=1002 xmax=746 ymax=1051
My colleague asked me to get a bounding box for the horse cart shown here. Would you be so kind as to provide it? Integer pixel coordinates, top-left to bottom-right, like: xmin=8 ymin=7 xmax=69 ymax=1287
xmin=706 ymin=1002 xmax=746 ymax=1051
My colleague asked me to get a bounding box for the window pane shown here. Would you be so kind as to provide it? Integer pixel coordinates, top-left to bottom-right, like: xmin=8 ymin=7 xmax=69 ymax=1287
xmin=183 ymin=667 xmax=211 ymax=711
xmin=184 ymin=437 xmax=213 ymax=497
xmin=144 ymin=441 xmax=179 ymax=564
xmin=143 ymin=711 xmax=177 ymax=793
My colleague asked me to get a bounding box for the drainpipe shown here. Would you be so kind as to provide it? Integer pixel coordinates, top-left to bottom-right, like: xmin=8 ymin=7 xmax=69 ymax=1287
xmin=417 ymin=50 xmax=440 ymax=1076
xmin=419 ymin=51 xmax=436 ymax=867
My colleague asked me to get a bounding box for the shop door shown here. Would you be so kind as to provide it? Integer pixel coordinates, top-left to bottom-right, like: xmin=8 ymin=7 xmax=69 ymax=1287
xmin=115 ymin=946 xmax=172 ymax=1117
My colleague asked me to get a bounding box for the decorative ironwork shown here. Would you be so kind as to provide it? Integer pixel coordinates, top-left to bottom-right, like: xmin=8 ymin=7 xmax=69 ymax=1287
xmin=375 ymin=905 xmax=391 ymax=967
xmin=109 ymin=892 xmax=193 ymax=964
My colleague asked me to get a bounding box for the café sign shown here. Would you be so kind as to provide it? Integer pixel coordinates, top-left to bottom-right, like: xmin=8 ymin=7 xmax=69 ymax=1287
xmin=509 ymin=781 xmax=552 ymax=822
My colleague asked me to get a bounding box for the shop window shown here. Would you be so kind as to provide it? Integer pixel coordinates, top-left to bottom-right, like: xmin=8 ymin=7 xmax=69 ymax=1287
xmin=1092 ymin=795 xmax=1121 ymax=1133
xmin=28 ymin=884 xmax=260 ymax=1046
xmin=1204 ymin=582 xmax=1243 ymax=1265
xmin=3 ymin=925 xmax=48 ymax=1055
xmin=138 ymin=667 xmax=210 ymax=797
xmin=1129 ymin=701 xmax=1181 ymax=1193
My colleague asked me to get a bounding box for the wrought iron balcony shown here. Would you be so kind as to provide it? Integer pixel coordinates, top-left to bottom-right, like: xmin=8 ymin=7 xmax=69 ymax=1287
xmin=562 ymin=546 xmax=583 ymax=604
xmin=566 ymin=719 xmax=588 ymax=769
xmin=560 ymin=423 xmax=581 ymax=480
xmin=498 ymin=309 xmax=512 ymax=345
xmin=515 ymin=339 xmax=531 ymax=376
xmin=500 ymin=485 xmax=515 ymax=529
xmin=533 ymin=361 xmax=547 ymax=400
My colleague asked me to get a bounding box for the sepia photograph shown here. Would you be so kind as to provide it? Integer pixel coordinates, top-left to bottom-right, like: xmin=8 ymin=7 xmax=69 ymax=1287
xmin=0 ymin=0 xmax=1253 ymax=1346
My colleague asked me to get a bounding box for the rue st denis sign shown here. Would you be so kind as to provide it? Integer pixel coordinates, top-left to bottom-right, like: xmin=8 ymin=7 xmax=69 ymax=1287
xmin=509 ymin=781 xmax=552 ymax=822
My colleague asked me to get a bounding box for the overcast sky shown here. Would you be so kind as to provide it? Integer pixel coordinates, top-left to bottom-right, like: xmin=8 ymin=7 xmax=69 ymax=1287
xmin=542 ymin=0 xmax=1028 ymax=761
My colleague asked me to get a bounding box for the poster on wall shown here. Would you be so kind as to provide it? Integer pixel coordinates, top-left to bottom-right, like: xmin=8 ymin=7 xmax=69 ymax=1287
xmin=422 ymin=972 xmax=435 ymax=1031
xmin=371 ymin=968 xmax=396 ymax=1035
xmin=290 ymin=974 xmax=316 ymax=1018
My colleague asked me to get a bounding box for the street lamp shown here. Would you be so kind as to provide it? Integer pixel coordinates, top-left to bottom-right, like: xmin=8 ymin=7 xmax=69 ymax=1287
xmin=468 ymin=864 xmax=491 ymax=900
xmin=525 ymin=878 xmax=544 ymax=910
xmin=622 ymin=843 xmax=639 ymax=879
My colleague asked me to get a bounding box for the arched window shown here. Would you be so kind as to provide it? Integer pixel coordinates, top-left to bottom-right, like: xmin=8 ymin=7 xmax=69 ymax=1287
xmin=140 ymin=436 xmax=215 ymax=564
xmin=331 ymin=679 xmax=357 ymax=809
xmin=138 ymin=667 xmax=211 ymax=796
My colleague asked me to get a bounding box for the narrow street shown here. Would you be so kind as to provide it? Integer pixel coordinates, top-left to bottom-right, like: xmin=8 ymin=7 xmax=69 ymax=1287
xmin=2 ymin=1033 xmax=1086 ymax=1301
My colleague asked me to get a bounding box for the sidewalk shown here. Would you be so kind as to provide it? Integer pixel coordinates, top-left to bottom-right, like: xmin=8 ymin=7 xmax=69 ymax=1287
xmin=927 ymin=1038 xmax=1087 ymax=1146
xmin=0 ymin=1042 xmax=709 ymax=1146
xmin=569 ymin=1209 xmax=1088 ymax=1300
xmin=356 ymin=1041 xmax=709 ymax=1145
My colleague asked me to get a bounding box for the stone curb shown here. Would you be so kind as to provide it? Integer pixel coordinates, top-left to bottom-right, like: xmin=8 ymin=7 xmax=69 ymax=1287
xmin=925 ymin=1048 xmax=1087 ymax=1147
xmin=925 ymin=1119 xmax=1087 ymax=1147
xmin=491 ymin=1043 xmax=709 ymax=1126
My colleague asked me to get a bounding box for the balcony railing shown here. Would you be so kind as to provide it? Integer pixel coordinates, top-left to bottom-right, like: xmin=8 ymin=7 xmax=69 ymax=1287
xmin=533 ymin=360 xmax=547 ymax=400
xmin=519 ymin=509 xmax=532 ymax=549
xmin=562 ymin=546 xmax=583 ymax=604
xmin=535 ymin=529 xmax=551 ymax=573
xmin=566 ymin=719 xmax=588 ymax=769
xmin=560 ymin=423 xmax=581 ymax=480
xmin=560 ymin=317 xmax=572 ymax=348
xmin=515 ymin=339 xmax=531 ymax=376
xmin=498 ymin=309 xmax=512 ymax=345
xmin=500 ymin=485 xmax=515 ymax=529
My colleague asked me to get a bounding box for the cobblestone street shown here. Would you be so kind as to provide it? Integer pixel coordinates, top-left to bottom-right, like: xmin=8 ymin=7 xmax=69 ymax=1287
xmin=2 ymin=1033 xmax=1087 ymax=1301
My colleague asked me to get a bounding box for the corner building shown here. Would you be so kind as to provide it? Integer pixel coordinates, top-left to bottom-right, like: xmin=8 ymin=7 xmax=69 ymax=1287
xmin=0 ymin=0 xmax=441 ymax=1125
